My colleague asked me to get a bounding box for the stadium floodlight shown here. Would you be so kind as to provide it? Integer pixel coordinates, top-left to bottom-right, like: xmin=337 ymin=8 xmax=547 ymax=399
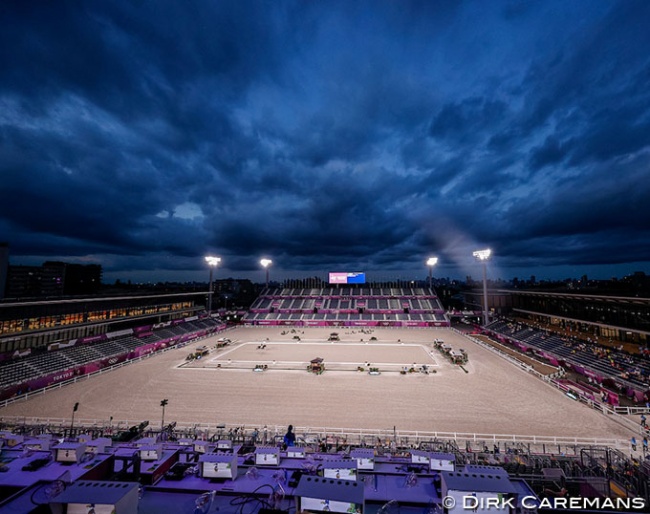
xmin=205 ymin=256 xmax=221 ymax=313
xmin=426 ymin=257 xmax=438 ymax=289
xmin=472 ymin=249 xmax=491 ymax=261
xmin=473 ymin=249 xmax=491 ymax=326
xmin=260 ymin=258 xmax=272 ymax=289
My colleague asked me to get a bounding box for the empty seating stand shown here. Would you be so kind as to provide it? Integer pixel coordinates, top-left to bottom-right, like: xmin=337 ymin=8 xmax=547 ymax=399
xmin=0 ymin=317 xmax=224 ymax=391
xmin=243 ymin=287 xmax=450 ymax=327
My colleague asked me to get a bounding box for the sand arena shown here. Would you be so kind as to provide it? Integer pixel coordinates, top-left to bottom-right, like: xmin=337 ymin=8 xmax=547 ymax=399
xmin=0 ymin=327 xmax=635 ymax=446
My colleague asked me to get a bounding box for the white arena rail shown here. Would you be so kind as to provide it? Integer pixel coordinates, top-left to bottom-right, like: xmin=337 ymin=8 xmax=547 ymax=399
xmin=0 ymin=415 xmax=630 ymax=452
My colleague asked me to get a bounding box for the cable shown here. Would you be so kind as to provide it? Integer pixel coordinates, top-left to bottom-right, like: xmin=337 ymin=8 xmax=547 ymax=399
xmin=229 ymin=483 xmax=275 ymax=514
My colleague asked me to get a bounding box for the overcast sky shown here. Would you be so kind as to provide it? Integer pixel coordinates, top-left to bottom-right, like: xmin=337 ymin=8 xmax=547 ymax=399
xmin=1 ymin=1 xmax=649 ymax=283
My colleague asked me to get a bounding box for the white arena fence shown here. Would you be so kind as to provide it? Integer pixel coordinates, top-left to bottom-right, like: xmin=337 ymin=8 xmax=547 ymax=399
xmin=0 ymin=415 xmax=630 ymax=453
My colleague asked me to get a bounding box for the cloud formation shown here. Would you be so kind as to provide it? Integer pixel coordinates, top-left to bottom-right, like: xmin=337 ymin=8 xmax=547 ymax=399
xmin=1 ymin=0 xmax=649 ymax=281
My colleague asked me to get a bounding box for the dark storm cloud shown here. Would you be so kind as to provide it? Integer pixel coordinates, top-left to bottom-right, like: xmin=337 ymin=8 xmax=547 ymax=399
xmin=1 ymin=0 xmax=649 ymax=281
xmin=528 ymin=136 xmax=568 ymax=171
xmin=429 ymin=98 xmax=508 ymax=144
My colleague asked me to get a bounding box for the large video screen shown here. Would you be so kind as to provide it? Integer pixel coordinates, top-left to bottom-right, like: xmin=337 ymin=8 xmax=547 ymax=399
xmin=329 ymin=272 xmax=366 ymax=284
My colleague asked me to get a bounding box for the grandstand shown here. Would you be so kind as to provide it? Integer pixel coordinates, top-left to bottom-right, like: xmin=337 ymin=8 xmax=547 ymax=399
xmin=0 ymin=291 xmax=209 ymax=353
xmin=244 ymin=286 xmax=449 ymax=327
xmin=0 ymin=315 xmax=225 ymax=401
xmin=485 ymin=318 xmax=650 ymax=404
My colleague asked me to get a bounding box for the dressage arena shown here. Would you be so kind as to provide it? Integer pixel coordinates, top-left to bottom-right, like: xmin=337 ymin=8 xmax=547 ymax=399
xmin=0 ymin=327 xmax=635 ymax=444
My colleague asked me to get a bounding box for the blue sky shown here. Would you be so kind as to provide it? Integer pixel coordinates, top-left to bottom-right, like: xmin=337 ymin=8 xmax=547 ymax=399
xmin=1 ymin=1 xmax=649 ymax=283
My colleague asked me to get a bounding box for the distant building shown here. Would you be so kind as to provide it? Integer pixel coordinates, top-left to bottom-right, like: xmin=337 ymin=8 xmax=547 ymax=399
xmin=213 ymin=278 xmax=256 ymax=308
xmin=46 ymin=261 xmax=102 ymax=296
xmin=461 ymin=289 xmax=513 ymax=321
xmin=5 ymin=265 xmax=42 ymax=298
xmin=0 ymin=242 xmax=8 ymax=299
xmin=5 ymin=261 xmax=103 ymax=298
xmin=40 ymin=261 xmax=66 ymax=296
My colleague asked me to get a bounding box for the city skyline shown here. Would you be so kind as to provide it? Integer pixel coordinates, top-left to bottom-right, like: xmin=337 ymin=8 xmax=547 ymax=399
xmin=5 ymin=251 xmax=646 ymax=288
xmin=2 ymin=1 xmax=649 ymax=283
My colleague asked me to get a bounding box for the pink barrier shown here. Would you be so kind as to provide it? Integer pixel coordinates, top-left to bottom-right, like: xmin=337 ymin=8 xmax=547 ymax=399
xmin=513 ymin=341 xmax=530 ymax=352
xmin=554 ymin=379 xmax=620 ymax=406
xmin=607 ymin=390 xmax=621 ymax=405
xmin=245 ymin=320 xmax=449 ymax=328
xmin=2 ymin=383 xmax=23 ymax=399
xmin=77 ymin=334 xmax=108 ymax=345
xmin=83 ymin=362 xmax=103 ymax=374
xmin=133 ymin=325 xmax=154 ymax=334
xmin=132 ymin=340 xmax=168 ymax=357
xmin=28 ymin=366 xmax=83 ymax=391
xmin=102 ymin=354 xmax=128 ymax=368
xmin=538 ymin=352 xmax=560 ymax=367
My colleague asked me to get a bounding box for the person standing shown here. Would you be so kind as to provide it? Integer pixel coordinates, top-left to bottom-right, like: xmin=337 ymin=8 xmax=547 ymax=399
xmin=283 ymin=425 xmax=296 ymax=448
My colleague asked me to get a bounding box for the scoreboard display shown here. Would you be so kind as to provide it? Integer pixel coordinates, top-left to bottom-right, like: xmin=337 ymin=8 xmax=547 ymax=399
xmin=329 ymin=272 xmax=366 ymax=284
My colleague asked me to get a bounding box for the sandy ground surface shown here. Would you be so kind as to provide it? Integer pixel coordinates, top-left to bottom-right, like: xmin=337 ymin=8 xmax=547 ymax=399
xmin=186 ymin=340 xmax=438 ymax=372
xmin=0 ymin=327 xmax=635 ymax=443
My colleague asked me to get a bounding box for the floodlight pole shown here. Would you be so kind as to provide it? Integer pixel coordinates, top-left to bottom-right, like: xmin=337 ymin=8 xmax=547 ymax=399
xmin=205 ymin=256 xmax=221 ymax=313
xmin=260 ymin=259 xmax=272 ymax=289
xmin=426 ymin=257 xmax=438 ymax=290
xmin=208 ymin=267 xmax=213 ymax=313
xmin=481 ymin=260 xmax=488 ymax=326
xmin=70 ymin=402 xmax=79 ymax=437
xmin=160 ymin=399 xmax=168 ymax=430
xmin=472 ymin=249 xmax=491 ymax=326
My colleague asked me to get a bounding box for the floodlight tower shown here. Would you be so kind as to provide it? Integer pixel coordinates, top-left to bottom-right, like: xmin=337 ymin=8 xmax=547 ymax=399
xmin=205 ymin=256 xmax=221 ymax=313
xmin=426 ymin=257 xmax=438 ymax=290
xmin=260 ymin=258 xmax=272 ymax=289
xmin=472 ymin=249 xmax=491 ymax=326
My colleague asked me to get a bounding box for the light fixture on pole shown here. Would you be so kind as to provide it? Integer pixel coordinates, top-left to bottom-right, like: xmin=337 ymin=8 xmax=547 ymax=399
xmin=426 ymin=257 xmax=438 ymax=290
xmin=70 ymin=402 xmax=79 ymax=438
xmin=472 ymin=249 xmax=491 ymax=326
xmin=260 ymin=258 xmax=272 ymax=289
xmin=160 ymin=399 xmax=168 ymax=430
xmin=204 ymin=256 xmax=221 ymax=313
